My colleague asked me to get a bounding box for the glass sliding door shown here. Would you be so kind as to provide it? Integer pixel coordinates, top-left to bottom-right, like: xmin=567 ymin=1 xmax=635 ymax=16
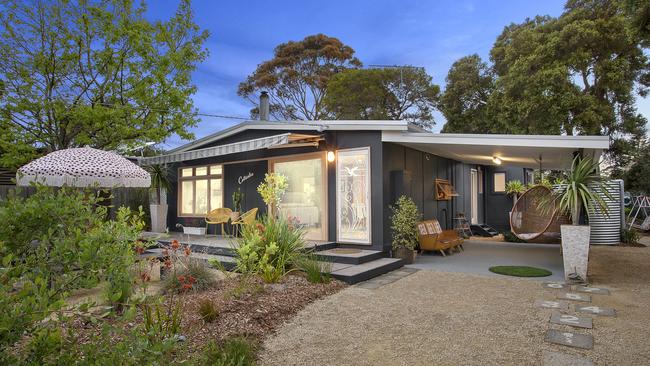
xmin=271 ymin=154 xmax=327 ymax=241
xmin=336 ymin=148 xmax=371 ymax=244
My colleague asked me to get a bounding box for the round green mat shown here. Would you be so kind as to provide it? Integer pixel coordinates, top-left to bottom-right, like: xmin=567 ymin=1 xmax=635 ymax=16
xmin=488 ymin=265 xmax=552 ymax=277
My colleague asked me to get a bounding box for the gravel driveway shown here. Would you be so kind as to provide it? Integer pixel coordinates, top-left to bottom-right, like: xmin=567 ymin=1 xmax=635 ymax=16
xmin=260 ymin=246 xmax=650 ymax=365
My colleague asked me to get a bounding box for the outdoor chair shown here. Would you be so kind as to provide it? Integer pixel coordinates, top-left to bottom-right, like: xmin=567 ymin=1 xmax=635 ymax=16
xmin=205 ymin=207 xmax=233 ymax=237
xmin=417 ymin=219 xmax=464 ymax=256
xmin=231 ymin=207 xmax=258 ymax=237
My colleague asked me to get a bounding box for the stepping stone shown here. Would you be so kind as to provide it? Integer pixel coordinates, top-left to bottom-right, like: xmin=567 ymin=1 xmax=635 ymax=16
xmin=545 ymin=329 xmax=593 ymax=349
xmin=534 ymin=299 xmax=570 ymax=310
xmin=557 ymin=292 xmax=591 ymax=302
xmin=543 ymin=282 xmax=568 ymax=290
xmin=550 ymin=312 xmax=593 ymax=329
xmin=575 ymin=305 xmax=616 ymax=317
xmin=575 ymin=286 xmax=610 ymax=295
xmin=542 ymin=350 xmax=593 ymax=366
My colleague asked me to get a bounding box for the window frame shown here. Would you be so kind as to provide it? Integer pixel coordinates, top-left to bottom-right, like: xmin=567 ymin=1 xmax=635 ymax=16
xmin=177 ymin=164 xmax=224 ymax=217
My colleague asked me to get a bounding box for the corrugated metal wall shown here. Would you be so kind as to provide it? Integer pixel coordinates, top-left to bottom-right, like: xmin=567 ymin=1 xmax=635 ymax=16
xmin=589 ymin=180 xmax=624 ymax=245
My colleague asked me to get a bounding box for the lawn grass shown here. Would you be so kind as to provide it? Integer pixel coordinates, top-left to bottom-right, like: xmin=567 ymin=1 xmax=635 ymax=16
xmin=488 ymin=265 xmax=552 ymax=277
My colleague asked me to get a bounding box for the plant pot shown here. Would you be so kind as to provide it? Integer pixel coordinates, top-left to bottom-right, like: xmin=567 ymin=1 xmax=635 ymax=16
xmin=149 ymin=204 xmax=168 ymax=233
xmin=560 ymin=224 xmax=590 ymax=282
xmin=393 ymin=246 xmax=416 ymax=265
xmin=183 ymin=226 xmax=206 ymax=236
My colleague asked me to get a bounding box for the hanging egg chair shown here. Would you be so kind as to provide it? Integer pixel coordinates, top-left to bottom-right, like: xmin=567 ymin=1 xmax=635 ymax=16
xmin=509 ymin=185 xmax=570 ymax=243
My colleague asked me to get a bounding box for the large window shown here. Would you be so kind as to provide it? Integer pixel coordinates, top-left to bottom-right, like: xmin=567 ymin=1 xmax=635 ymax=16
xmin=337 ymin=148 xmax=371 ymax=244
xmin=179 ymin=165 xmax=223 ymax=216
xmin=272 ymin=154 xmax=327 ymax=241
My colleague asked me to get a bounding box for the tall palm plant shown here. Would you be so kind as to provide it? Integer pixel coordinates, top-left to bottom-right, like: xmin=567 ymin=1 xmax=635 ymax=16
xmin=147 ymin=164 xmax=172 ymax=205
xmin=554 ymin=156 xmax=609 ymax=225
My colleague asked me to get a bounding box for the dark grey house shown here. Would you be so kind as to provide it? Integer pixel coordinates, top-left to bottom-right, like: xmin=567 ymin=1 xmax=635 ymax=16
xmin=140 ymin=120 xmax=609 ymax=253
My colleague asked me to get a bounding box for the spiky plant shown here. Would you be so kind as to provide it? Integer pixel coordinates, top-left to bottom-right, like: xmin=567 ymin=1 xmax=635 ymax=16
xmin=554 ymin=156 xmax=610 ymax=225
xmin=147 ymin=164 xmax=172 ymax=205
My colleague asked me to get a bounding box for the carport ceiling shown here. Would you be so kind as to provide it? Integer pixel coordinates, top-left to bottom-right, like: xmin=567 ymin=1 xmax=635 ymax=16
xmin=382 ymin=132 xmax=610 ymax=170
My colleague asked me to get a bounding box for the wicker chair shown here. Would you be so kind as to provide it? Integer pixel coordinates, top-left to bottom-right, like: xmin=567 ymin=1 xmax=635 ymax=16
xmin=205 ymin=207 xmax=233 ymax=236
xmin=509 ymin=185 xmax=570 ymax=243
xmin=231 ymin=208 xmax=258 ymax=237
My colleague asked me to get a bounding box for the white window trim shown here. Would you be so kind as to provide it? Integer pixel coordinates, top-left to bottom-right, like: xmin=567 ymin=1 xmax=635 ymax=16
xmin=336 ymin=147 xmax=372 ymax=245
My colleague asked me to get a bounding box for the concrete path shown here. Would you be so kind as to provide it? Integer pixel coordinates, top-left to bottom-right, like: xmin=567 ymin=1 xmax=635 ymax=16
xmin=407 ymin=240 xmax=564 ymax=281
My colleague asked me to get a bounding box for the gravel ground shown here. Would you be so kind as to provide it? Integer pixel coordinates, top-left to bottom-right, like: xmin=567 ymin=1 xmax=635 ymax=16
xmin=260 ymin=246 xmax=650 ymax=366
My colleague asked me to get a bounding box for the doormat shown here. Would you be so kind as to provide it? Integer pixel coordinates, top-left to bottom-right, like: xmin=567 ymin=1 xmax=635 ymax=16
xmin=330 ymin=248 xmax=362 ymax=254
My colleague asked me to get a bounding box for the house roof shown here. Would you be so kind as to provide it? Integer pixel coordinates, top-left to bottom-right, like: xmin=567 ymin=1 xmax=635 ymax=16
xmin=164 ymin=120 xmax=610 ymax=169
xmin=170 ymin=120 xmax=415 ymax=153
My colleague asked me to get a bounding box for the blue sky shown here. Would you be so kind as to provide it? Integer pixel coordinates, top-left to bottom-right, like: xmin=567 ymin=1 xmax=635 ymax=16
xmin=147 ymin=0 xmax=649 ymax=149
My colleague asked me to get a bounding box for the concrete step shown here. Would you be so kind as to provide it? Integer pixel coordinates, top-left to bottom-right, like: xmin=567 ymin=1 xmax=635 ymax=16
xmin=330 ymin=257 xmax=404 ymax=284
xmin=314 ymin=248 xmax=383 ymax=265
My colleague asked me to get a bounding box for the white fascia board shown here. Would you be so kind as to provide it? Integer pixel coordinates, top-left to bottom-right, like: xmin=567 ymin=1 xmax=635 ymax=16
xmin=381 ymin=131 xmax=610 ymax=150
xmin=171 ymin=120 xmax=409 ymax=154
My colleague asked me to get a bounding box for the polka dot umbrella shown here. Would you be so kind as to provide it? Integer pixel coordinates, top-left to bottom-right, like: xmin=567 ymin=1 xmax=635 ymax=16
xmin=17 ymin=146 xmax=151 ymax=188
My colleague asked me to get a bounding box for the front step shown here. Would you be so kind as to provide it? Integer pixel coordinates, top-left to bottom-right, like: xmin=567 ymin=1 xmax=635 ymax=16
xmin=470 ymin=224 xmax=498 ymax=237
xmin=314 ymin=248 xmax=383 ymax=265
xmin=330 ymin=258 xmax=404 ymax=284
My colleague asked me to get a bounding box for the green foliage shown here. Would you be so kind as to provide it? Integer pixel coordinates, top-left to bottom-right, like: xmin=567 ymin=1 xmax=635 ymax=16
xmin=324 ymin=67 xmax=440 ymax=130
xmin=233 ymin=188 xmax=244 ymax=213
xmin=505 ymin=180 xmax=527 ymax=197
xmin=0 ymin=185 xmax=143 ymax=362
xmin=298 ymin=254 xmax=332 ymax=284
xmin=621 ymin=141 xmax=650 ymax=194
xmin=257 ymin=173 xmax=288 ymax=213
xmin=197 ymin=337 xmax=257 ymax=366
xmin=198 ymin=299 xmax=220 ymax=323
xmin=147 ymin=164 xmax=172 ymax=205
xmin=390 ymin=195 xmax=422 ymax=251
xmin=142 ymin=300 xmax=182 ymax=344
xmin=503 ymin=230 xmax=526 ymax=243
xmin=235 ymin=215 xmax=305 ymax=283
xmin=621 ymin=227 xmax=641 ymax=244
xmin=0 ymin=0 xmax=209 ymax=168
xmin=440 ymin=54 xmax=496 ymax=133
xmin=162 ymin=257 xmax=216 ymax=293
xmin=440 ymin=1 xmax=649 ymax=170
xmin=237 ymin=33 xmax=362 ymax=120
xmin=553 ymin=156 xmax=610 ymax=225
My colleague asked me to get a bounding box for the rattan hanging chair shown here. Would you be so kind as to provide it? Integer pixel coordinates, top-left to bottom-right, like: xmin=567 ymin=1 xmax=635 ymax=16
xmin=509 ymin=185 xmax=570 ymax=243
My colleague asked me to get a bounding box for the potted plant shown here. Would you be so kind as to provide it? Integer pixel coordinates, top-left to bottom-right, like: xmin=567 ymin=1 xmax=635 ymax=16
xmin=553 ymin=156 xmax=609 ymax=282
xmin=147 ymin=164 xmax=171 ymax=233
xmin=390 ymin=195 xmax=422 ymax=264
xmin=232 ymin=188 xmax=244 ymax=220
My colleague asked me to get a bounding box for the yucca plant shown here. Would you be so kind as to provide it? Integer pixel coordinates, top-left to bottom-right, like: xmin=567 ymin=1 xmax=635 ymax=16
xmin=554 ymin=156 xmax=610 ymax=225
xmin=505 ymin=180 xmax=526 ymax=205
xmin=147 ymin=164 xmax=172 ymax=205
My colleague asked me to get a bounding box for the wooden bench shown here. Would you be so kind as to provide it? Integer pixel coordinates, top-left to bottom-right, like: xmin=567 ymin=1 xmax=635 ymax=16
xmin=417 ymin=219 xmax=464 ymax=256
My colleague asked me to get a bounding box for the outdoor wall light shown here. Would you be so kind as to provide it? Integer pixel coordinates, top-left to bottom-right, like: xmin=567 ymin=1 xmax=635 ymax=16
xmin=327 ymin=151 xmax=336 ymax=163
xmin=492 ymin=156 xmax=502 ymax=165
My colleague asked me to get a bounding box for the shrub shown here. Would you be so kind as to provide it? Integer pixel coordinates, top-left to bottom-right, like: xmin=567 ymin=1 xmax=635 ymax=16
xmin=235 ymin=215 xmax=305 ymax=283
xmin=198 ymin=299 xmax=220 ymax=323
xmin=390 ymin=195 xmax=421 ymax=251
xmin=621 ymin=228 xmax=640 ymax=244
xmin=257 ymin=172 xmax=288 ymax=213
xmin=298 ymin=255 xmax=331 ymax=284
xmin=198 ymin=337 xmax=257 ymax=366
xmin=163 ymin=257 xmax=216 ymax=293
xmin=0 ymin=186 xmax=142 ymax=355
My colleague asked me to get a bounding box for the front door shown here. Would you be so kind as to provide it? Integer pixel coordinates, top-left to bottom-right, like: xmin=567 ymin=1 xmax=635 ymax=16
xmin=470 ymin=169 xmax=478 ymax=224
xmin=271 ymin=154 xmax=328 ymax=241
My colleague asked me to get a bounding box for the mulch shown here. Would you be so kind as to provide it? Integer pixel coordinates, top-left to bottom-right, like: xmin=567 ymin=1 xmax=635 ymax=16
xmin=177 ymin=273 xmax=346 ymax=355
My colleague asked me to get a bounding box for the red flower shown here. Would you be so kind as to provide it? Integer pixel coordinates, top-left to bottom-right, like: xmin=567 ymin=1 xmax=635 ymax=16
xmin=182 ymin=284 xmax=193 ymax=291
xmin=256 ymin=223 xmax=265 ymax=233
xmin=135 ymin=246 xmax=145 ymax=255
xmin=164 ymin=259 xmax=172 ymax=268
xmin=184 ymin=246 xmax=191 ymax=256
xmin=178 ymin=275 xmax=186 ymax=282
xmin=187 ymin=275 xmax=196 ymax=284
xmin=171 ymin=240 xmax=180 ymax=250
